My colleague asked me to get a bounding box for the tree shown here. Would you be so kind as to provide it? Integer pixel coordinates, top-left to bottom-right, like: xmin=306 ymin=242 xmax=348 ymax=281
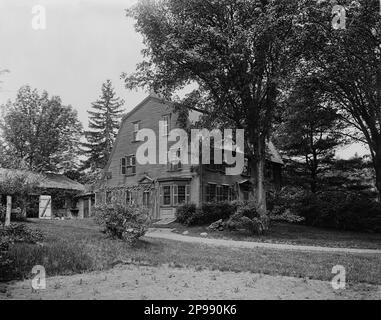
xmin=301 ymin=0 xmax=381 ymax=199
xmin=82 ymin=80 xmax=124 ymax=170
xmin=0 ymin=86 xmax=83 ymax=172
xmin=123 ymin=0 xmax=303 ymax=212
xmin=0 ymin=170 xmax=41 ymax=225
xmin=276 ymin=78 xmax=345 ymax=193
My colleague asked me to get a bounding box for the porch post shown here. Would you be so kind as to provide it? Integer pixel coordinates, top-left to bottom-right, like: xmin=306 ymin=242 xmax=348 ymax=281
xmin=5 ymin=195 xmax=12 ymax=226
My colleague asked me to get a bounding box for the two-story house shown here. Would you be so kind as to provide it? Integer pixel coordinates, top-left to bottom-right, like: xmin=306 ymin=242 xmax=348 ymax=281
xmin=95 ymin=94 xmax=283 ymax=221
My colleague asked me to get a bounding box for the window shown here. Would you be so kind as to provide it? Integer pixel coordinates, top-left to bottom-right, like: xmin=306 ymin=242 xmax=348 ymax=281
xmin=206 ymin=183 xmax=217 ymax=202
xmin=143 ymin=191 xmax=150 ymax=207
xmin=178 ymin=186 xmax=186 ymax=205
xmin=121 ymin=157 xmax=127 ymax=175
xmin=162 ymin=115 xmax=170 ymax=136
xmin=216 ymin=185 xmax=223 ymax=202
xmin=168 ymin=148 xmax=182 ymax=171
xmin=106 ymin=191 xmax=112 ymax=204
xmin=229 ymin=186 xmax=236 ymax=201
xmin=133 ymin=122 xmax=140 ymax=141
xmin=222 ymin=185 xmax=229 ymax=201
xmin=126 ymin=190 xmax=133 ymax=204
xmin=125 ymin=155 xmax=136 ymax=175
xmin=243 ymin=191 xmax=249 ymax=201
xmin=163 ymin=186 xmax=171 ymax=205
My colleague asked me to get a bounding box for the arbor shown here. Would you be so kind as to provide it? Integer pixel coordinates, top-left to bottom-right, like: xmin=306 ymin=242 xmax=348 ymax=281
xmin=301 ymin=0 xmax=381 ymax=199
xmin=123 ymin=0 xmax=303 ymax=212
xmin=0 ymin=170 xmax=41 ymax=225
xmin=276 ymin=79 xmax=345 ymax=193
xmin=82 ymin=80 xmax=124 ymax=170
xmin=0 ymin=86 xmax=82 ymax=172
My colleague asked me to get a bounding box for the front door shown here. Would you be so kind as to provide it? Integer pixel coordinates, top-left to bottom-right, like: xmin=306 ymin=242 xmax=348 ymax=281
xmin=159 ymin=185 xmax=176 ymax=220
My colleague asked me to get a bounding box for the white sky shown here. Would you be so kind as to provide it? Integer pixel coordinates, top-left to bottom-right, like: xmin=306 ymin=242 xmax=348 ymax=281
xmin=0 ymin=0 xmax=147 ymax=128
xmin=0 ymin=0 xmax=370 ymax=159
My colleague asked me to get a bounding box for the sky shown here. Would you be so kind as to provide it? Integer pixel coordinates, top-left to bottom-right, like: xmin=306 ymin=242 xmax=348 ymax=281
xmin=0 ymin=0 xmax=370 ymax=159
xmin=0 ymin=0 xmax=147 ymax=127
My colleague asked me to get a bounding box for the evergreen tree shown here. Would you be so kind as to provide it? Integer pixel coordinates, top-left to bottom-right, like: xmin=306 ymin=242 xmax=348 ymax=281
xmin=276 ymin=78 xmax=346 ymax=193
xmin=82 ymin=80 xmax=124 ymax=170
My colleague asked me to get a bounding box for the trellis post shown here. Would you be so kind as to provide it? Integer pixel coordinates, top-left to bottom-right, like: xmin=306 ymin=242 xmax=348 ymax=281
xmin=5 ymin=195 xmax=12 ymax=226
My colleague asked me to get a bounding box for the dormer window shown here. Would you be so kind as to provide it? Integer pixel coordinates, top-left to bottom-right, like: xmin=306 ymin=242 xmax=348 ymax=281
xmin=168 ymin=148 xmax=182 ymax=171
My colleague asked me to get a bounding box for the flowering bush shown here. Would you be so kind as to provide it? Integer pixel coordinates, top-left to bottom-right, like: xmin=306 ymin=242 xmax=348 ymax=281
xmin=94 ymin=202 xmax=151 ymax=244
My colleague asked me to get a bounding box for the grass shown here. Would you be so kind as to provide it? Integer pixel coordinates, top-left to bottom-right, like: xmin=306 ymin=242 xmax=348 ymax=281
xmin=161 ymin=221 xmax=381 ymax=250
xmin=1 ymin=219 xmax=381 ymax=285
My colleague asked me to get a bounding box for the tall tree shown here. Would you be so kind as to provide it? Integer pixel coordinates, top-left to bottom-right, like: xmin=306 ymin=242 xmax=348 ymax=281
xmin=82 ymin=80 xmax=124 ymax=170
xmin=0 ymin=86 xmax=83 ymax=172
xmin=301 ymin=0 xmax=381 ymax=199
xmin=123 ymin=0 xmax=303 ymax=212
xmin=276 ymin=78 xmax=346 ymax=193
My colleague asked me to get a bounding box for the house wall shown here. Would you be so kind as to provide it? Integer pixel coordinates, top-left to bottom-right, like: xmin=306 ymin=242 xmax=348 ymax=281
xmin=104 ymin=97 xmax=194 ymax=188
xmin=98 ymin=95 xmax=283 ymax=218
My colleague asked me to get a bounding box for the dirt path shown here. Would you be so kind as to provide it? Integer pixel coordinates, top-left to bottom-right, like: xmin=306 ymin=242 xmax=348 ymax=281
xmin=147 ymin=229 xmax=381 ymax=255
xmin=1 ymin=264 xmax=380 ymax=300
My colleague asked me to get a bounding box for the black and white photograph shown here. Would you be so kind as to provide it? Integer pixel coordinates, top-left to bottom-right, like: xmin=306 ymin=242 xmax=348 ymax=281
xmin=0 ymin=0 xmax=381 ymax=303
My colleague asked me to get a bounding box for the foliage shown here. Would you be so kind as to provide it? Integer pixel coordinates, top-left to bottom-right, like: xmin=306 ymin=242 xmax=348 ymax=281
xmin=0 ymin=223 xmax=45 ymax=277
xmin=176 ymin=202 xmax=237 ymax=226
xmin=0 ymin=223 xmax=44 ymax=244
xmin=0 ymin=85 xmax=83 ymax=172
xmin=82 ymin=80 xmax=124 ymax=170
xmin=0 ymin=204 xmax=5 ymax=223
xmin=300 ymin=0 xmax=381 ymax=197
xmin=123 ymin=0 xmax=304 ymax=210
xmin=270 ymin=210 xmax=305 ymax=224
xmin=175 ymin=203 xmax=197 ymax=225
xmin=94 ymin=202 xmax=151 ymax=244
xmin=276 ymin=78 xmax=346 ymax=192
xmin=225 ymin=201 xmax=269 ymax=235
xmin=267 ymin=186 xmax=306 ymax=215
xmin=295 ymin=191 xmax=381 ymax=233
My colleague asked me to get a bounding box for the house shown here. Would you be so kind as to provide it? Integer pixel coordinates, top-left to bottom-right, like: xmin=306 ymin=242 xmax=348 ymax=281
xmin=96 ymin=94 xmax=283 ymax=221
xmin=0 ymin=169 xmax=93 ymax=219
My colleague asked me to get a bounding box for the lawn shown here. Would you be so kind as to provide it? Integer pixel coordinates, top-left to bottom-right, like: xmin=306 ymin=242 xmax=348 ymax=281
xmin=1 ymin=219 xmax=381 ymax=285
xmin=162 ymin=221 xmax=381 ymax=250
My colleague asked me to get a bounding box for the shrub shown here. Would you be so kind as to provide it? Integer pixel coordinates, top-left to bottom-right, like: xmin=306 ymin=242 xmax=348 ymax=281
xmin=295 ymin=191 xmax=381 ymax=232
xmin=0 ymin=223 xmax=45 ymax=279
xmin=94 ymin=202 xmax=151 ymax=244
xmin=267 ymin=186 xmax=306 ymax=216
xmin=176 ymin=204 xmax=197 ymax=224
xmin=270 ymin=210 xmax=305 ymax=224
xmin=0 ymin=223 xmax=44 ymax=244
xmin=0 ymin=205 xmax=5 ymax=223
xmin=176 ymin=202 xmax=237 ymax=226
xmin=225 ymin=201 xmax=269 ymax=235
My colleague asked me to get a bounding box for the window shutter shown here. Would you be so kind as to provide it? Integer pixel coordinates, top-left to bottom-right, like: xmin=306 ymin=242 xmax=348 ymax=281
xmin=185 ymin=185 xmax=190 ymax=204
xmin=173 ymin=185 xmax=178 ymax=206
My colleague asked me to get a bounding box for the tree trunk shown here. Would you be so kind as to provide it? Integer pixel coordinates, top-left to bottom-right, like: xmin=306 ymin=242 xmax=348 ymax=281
xmin=255 ymin=156 xmax=267 ymax=213
xmin=254 ymin=137 xmax=267 ymax=214
xmin=5 ymin=196 xmax=12 ymax=227
xmin=374 ymin=154 xmax=381 ymax=202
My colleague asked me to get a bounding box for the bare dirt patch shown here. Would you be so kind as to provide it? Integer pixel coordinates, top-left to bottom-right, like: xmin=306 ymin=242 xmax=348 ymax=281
xmin=1 ymin=264 xmax=380 ymax=300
